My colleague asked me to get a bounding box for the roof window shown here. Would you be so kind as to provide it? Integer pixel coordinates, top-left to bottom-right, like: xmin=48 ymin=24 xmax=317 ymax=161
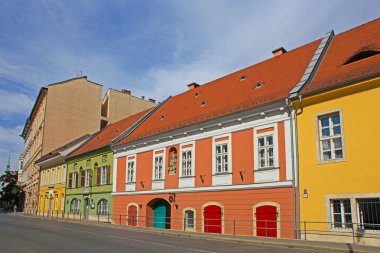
xmin=255 ymin=82 xmax=264 ymax=89
xmin=240 ymin=75 xmax=247 ymax=81
xmin=200 ymin=101 xmax=208 ymax=107
xmin=343 ymin=50 xmax=380 ymax=65
xmin=160 ymin=115 xmax=166 ymax=120
xmin=194 ymin=92 xmax=200 ymax=97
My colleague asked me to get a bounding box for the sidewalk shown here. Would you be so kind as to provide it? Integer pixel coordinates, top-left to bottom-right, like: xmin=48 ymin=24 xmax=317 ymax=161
xmin=12 ymin=213 xmax=380 ymax=253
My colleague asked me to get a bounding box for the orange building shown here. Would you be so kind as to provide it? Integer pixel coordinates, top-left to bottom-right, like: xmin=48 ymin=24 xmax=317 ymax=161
xmin=110 ymin=34 xmax=331 ymax=238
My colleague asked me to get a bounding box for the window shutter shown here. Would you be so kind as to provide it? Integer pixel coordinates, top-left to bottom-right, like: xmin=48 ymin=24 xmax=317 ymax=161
xmin=75 ymin=173 xmax=78 ymax=188
xmin=89 ymin=170 xmax=92 ymax=186
xmin=97 ymin=167 xmax=101 ymax=185
xmin=80 ymin=170 xmax=85 ymax=187
xmin=107 ymin=166 xmax=111 ymax=184
xmin=69 ymin=173 xmax=72 ymax=188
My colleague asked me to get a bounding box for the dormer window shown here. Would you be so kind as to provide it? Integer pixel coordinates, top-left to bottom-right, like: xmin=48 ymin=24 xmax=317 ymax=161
xmin=240 ymin=75 xmax=247 ymax=81
xmin=255 ymin=82 xmax=264 ymax=89
xmin=343 ymin=50 xmax=380 ymax=65
xmin=201 ymin=101 xmax=208 ymax=107
xmin=160 ymin=115 xmax=166 ymax=120
xmin=194 ymin=92 xmax=200 ymax=97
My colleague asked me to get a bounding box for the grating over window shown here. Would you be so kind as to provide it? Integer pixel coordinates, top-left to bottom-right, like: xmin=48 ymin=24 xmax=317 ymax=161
xmin=357 ymin=198 xmax=380 ymax=231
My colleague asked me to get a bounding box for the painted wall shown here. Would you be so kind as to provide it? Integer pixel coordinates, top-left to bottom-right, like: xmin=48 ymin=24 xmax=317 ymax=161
xmin=297 ymin=77 xmax=380 ymax=240
xmin=113 ymin=187 xmax=294 ymax=238
xmin=115 ymin=125 xmax=289 ymax=192
xmin=37 ymin=163 xmax=66 ymax=216
xmin=65 ymin=148 xmax=114 ymax=221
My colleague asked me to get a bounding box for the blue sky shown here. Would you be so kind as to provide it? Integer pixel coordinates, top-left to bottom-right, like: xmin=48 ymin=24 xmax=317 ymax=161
xmin=0 ymin=0 xmax=379 ymax=173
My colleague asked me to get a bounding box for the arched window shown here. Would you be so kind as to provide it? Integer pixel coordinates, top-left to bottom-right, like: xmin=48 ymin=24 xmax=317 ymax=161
xmin=70 ymin=198 xmax=79 ymax=214
xmin=98 ymin=199 xmax=109 ymax=216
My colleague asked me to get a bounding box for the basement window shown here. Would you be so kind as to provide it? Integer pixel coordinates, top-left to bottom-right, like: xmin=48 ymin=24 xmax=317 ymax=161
xmin=343 ymin=50 xmax=380 ymax=65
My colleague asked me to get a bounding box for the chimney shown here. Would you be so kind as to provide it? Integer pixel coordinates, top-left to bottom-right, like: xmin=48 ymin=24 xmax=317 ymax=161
xmin=141 ymin=96 xmax=145 ymax=100
xmin=121 ymin=89 xmax=131 ymax=95
xmin=148 ymin=98 xmax=156 ymax=103
xmin=272 ymin=47 xmax=287 ymax=57
xmin=187 ymin=82 xmax=200 ymax=90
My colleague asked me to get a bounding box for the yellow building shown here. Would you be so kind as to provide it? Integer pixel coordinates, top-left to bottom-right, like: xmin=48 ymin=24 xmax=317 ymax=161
xmin=292 ymin=19 xmax=380 ymax=245
xmin=35 ymin=134 xmax=91 ymax=217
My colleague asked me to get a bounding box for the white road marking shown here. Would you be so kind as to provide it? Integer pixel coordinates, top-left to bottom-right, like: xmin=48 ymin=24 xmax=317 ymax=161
xmin=107 ymin=235 xmax=218 ymax=253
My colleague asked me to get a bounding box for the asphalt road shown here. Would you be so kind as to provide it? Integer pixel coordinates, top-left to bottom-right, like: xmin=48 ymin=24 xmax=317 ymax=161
xmin=0 ymin=213 xmax=334 ymax=253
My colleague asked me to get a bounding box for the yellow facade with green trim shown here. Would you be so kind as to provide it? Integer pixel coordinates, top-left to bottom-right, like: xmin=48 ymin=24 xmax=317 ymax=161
xmin=38 ymin=164 xmax=66 ymax=217
xmin=296 ymin=77 xmax=380 ymax=244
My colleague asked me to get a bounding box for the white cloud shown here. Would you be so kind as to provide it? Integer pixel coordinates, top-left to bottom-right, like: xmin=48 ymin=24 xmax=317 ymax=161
xmin=0 ymin=89 xmax=34 ymax=115
xmin=0 ymin=125 xmax=23 ymax=173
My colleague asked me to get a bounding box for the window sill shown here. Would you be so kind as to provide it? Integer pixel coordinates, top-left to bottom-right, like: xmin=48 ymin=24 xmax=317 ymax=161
xmin=254 ymin=167 xmax=279 ymax=171
xmin=179 ymin=176 xmax=195 ymax=179
xmin=317 ymin=158 xmax=346 ymax=165
xmin=152 ymin=179 xmax=165 ymax=182
xmin=213 ymin=172 xmax=232 ymax=176
xmin=126 ymin=182 xmax=136 ymax=185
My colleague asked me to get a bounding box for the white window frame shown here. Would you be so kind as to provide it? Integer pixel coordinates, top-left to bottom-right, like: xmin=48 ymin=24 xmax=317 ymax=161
xmin=179 ymin=143 xmax=195 ymax=178
xmin=98 ymin=199 xmax=109 ymax=216
xmin=71 ymin=198 xmax=79 ymax=214
xmin=102 ymin=154 xmax=108 ymax=163
xmin=330 ymin=199 xmax=352 ymax=229
xmin=86 ymin=159 xmax=91 ymax=168
xmin=62 ymin=165 xmax=66 ymax=183
xmin=152 ymin=149 xmax=166 ymax=190
xmin=56 ymin=167 xmax=60 ymax=183
xmin=212 ymin=134 xmax=232 ymax=186
xmin=41 ymin=171 xmax=45 ymax=186
xmin=84 ymin=169 xmax=91 ymax=187
xmin=183 ymin=208 xmax=196 ymax=231
xmin=51 ymin=168 xmax=55 ymax=184
xmin=127 ymin=159 xmax=136 ymax=183
xmin=257 ymin=135 xmax=275 ymax=169
xmin=101 ymin=166 xmax=108 ymax=185
xmin=253 ymin=124 xmax=279 ymax=171
xmin=179 ymin=142 xmax=195 ymax=188
xmin=54 ymin=194 xmax=58 ymax=211
xmin=61 ymin=194 xmax=65 ymax=211
xmin=152 ymin=150 xmax=165 ymax=181
xmin=71 ymin=172 xmax=77 ymax=188
xmin=316 ymin=109 xmax=345 ymax=163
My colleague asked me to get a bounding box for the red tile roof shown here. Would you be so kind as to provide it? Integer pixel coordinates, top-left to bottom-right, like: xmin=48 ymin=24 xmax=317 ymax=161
xmin=35 ymin=134 xmax=91 ymax=164
xmin=68 ymin=109 xmax=151 ymax=158
xmin=116 ymin=39 xmax=321 ymax=145
xmin=302 ymin=18 xmax=380 ymax=95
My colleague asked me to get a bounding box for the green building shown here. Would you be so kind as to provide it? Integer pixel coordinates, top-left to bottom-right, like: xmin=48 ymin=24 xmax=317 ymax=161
xmin=64 ymin=110 xmax=150 ymax=222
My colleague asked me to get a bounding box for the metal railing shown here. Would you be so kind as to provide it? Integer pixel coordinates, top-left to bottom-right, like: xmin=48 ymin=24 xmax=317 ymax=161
xmin=28 ymin=212 xmax=380 ymax=244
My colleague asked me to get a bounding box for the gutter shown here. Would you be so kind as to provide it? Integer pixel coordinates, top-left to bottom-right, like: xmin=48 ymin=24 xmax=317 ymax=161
xmin=286 ymin=30 xmax=335 ymax=239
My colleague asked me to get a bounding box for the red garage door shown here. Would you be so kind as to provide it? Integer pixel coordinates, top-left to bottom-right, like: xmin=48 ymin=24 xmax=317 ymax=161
xmin=127 ymin=205 xmax=137 ymax=226
xmin=204 ymin=205 xmax=222 ymax=234
xmin=256 ymin=205 xmax=277 ymax=237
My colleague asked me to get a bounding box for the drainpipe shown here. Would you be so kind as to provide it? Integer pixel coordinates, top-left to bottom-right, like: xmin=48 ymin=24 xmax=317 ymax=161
xmin=285 ymin=95 xmax=302 ymax=239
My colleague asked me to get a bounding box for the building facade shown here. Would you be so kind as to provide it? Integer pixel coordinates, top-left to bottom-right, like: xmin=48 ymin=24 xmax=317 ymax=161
xmin=35 ymin=134 xmax=90 ymax=217
xmin=64 ymin=110 xmax=150 ymax=222
xmin=294 ymin=19 xmax=380 ymax=246
xmin=18 ymin=76 xmax=155 ymax=214
xmin=110 ymin=37 xmax=326 ymax=238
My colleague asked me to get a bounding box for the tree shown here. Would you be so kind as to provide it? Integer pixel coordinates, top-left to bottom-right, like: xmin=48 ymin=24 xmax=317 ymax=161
xmin=0 ymin=170 xmax=20 ymax=211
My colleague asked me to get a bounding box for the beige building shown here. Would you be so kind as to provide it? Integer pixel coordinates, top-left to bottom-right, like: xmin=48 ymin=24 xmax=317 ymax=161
xmin=18 ymin=76 xmax=155 ymax=214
